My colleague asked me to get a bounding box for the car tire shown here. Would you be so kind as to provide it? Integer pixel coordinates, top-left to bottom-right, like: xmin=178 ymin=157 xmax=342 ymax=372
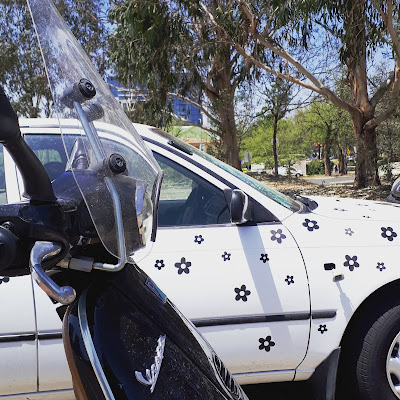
xmin=295 ymin=173 xmax=300 ymax=178
xmin=338 ymin=298 xmax=400 ymax=400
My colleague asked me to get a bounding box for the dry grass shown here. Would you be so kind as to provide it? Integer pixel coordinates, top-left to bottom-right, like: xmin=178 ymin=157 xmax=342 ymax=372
xmin=252 ymin=174 xmax=392 ymax=202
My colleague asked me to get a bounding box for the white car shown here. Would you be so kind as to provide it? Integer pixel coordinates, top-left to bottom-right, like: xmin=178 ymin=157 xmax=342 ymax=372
xmin=272 ymin=166 xmax=303 ymax=177
xmin=1 ymin=118 xmax=400 ymax=400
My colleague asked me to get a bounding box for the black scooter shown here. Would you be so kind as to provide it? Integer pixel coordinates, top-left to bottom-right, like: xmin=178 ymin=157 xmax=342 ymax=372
xmin=0 ymin=0 xmax=249 ymax=399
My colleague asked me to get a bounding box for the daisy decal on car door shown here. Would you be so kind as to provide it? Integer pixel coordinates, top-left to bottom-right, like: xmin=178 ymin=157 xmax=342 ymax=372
xmin=270 ymin=229 xmax=286 ymax=244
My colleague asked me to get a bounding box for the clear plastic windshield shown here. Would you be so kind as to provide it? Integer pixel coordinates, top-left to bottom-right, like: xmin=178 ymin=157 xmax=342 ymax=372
xmin=27 ymin=0 xmax=162 ymax=259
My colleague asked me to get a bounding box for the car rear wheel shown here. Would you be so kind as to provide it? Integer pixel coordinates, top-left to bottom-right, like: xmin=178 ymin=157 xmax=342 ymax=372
xmin=338 ymin=300 xmax=400 ymax=400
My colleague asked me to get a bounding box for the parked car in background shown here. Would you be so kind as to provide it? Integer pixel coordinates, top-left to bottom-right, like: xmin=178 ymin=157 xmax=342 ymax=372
xmin=272 ymin=166 xmax=303 ymax=177
xmin=1 ymin=118 xmax=400 ymax=400
xmin=250 ymin=163 xmax=266 ymax=173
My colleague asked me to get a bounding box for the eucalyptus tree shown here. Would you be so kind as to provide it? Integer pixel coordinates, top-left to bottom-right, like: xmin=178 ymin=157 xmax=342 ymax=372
xmin=295 ymin=99 xmax=353 ymax=176
xmin=109 ymin=0 xmax=257 ymax=168
xmin=257 ymin=78 xmax=291 ymax=177
xmin=0 ymin=0 xmax=109 ymax=117
xmin=200 ymin=0 xmax=400 ymax=188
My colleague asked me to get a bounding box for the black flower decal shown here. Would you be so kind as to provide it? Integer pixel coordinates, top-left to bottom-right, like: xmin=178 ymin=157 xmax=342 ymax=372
xmin=302 ymin=219 xmax=319 ymax=232
xmin=318 ymin=325 xmax=328 ymax=334
xmin=194 ymin=235 xmax=204 ymax=244
xmin=174 ymin=257 xmax=192 ymax=275
xmin=344 ymin=255 xmax=359 ymax=271
xmin=345 ymin=228 xmax=354 ymax=236
xmin=154 ymin=260 xmax=165 ymax=270
xmin=0 ymin=277 xmax=10 ymax=284
xmin=270 ymin=229 xmax=286 ymax=244
xmin=285 ymin=275 xmax=294 ymax=285
xmin=234 ymin=285 xmax=251 ymax=302
xmin=258 ymin=336 xmax=276 ymax=352
xmin=260 ymin=253 xmax=269 ymax=263
xmin=222 ymin=251 xmax=231 ymax=261
xmin=381 ymin=227 xmax=397 ymax=242
xmin=377 ymin=262 xmax=386 ymax=271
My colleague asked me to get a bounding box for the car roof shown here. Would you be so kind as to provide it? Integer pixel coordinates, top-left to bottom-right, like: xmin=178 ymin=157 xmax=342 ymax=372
xmin=19 ymin=118 xmax=170 ymax=143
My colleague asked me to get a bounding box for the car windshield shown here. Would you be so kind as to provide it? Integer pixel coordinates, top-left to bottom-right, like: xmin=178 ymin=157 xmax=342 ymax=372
xmin=151 ymin=128 xmax=300 ymax=212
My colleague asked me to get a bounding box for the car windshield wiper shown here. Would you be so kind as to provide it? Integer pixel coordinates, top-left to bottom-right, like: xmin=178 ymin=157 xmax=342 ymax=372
xmin=282 ymin=192 xmax=318 ymax=212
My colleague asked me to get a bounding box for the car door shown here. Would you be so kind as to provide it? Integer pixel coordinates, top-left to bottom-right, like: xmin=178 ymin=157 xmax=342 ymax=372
xmin=136 ymin=145 xmax=311 ymax=383
xmin=21 ymin=133 xmax=73 ymax=392
xmin=0 ymin=144 xmax=38 ymax=396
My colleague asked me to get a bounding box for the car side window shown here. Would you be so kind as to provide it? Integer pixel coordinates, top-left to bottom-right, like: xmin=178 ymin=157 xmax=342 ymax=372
xmin=24 ymin=134 xmax=71 ymax=181
xmin=154 ymin=153 xmax=230 ymax=227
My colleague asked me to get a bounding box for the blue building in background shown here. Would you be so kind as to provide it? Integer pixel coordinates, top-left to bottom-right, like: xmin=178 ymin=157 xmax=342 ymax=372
xmin=170 ymin=96 xmax=203 ymax=125
xmin=107 ymin=77 xmax=203 ymax=125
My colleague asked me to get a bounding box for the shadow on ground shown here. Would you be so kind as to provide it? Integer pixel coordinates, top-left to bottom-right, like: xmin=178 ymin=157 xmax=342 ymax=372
xmin=243 ymin=381 xmax=314 ymax=399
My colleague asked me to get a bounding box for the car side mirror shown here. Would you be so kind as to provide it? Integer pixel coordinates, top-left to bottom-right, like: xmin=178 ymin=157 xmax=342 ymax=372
xmin=225 ymin=189 xmax=252 ymax=224
xmin=388 ymin=176 xmax=400 ymax=203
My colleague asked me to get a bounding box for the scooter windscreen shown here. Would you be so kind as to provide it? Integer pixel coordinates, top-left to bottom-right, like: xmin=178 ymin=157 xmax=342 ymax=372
xmin=27 ymin=0 xmax=162 ymax=260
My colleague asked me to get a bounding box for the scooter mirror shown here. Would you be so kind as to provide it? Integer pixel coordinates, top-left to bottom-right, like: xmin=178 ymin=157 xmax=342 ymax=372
xmin=0 ymin=86 xmax=56 ymax=203
xmin=0 ymin=86 xmax=21 ymax=145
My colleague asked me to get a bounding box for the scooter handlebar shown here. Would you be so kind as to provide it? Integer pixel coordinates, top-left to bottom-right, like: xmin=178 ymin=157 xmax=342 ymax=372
xmin=30 ymin=241 xmax=76 ymax=305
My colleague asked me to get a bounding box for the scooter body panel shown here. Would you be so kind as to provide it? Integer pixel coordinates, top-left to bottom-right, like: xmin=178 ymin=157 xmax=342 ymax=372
xmin=64 ymin=264 xmax=246 ymax=400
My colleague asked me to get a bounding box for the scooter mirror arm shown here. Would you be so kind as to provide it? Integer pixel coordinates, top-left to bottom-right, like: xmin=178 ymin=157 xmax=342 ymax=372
xmin=73 ymin=101 xmax=104 ymax=163
xmin=30 ymin=241 xmax=76 ymax=305
xmin=0 ymin=87 xmax=56 ymax=203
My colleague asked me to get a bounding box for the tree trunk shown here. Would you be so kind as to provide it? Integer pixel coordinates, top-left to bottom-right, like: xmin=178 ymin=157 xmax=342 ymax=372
xmin=323 ymin=125 xmax=332 ymax=176
xmin=219 ymin=97 xmax=240 ymax=168
xmin=338 ymin=146 xmax=347 ymax=175
xmin=208 ymin=33 xmax=240 ymax=169
xmin=323 ymin=145 xmax=331 ymax=176
xmin=272 ymin=115 xmax=279 ymax=177
xmin=352 ymin=114 xmax=380 ymax=188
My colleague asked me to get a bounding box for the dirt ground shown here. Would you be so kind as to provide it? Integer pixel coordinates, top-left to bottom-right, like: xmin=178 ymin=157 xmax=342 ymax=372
xmin=253 ymin=174 xmax=393 ymax=202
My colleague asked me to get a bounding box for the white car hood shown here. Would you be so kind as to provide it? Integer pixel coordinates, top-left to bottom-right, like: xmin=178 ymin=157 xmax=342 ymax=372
xmin=306 ymin=195 xmax=400 ymax=222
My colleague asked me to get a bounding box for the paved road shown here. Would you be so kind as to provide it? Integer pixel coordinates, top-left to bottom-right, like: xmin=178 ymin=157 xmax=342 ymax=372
xmin=305 ymin=175 xmax=354 ymax=186
xmin=243 ymin=381 xmax=314 ymax=399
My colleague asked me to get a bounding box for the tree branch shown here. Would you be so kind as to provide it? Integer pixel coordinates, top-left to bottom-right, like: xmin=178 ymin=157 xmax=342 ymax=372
xmin=167 ymin=91 xmax=220 ymax=125
xmin=200 ymin=0 xmax=356 ymax=115
xmin=365 ymin=104 xmax=396 ymax=130
xmin=370 ymin=0 xmax=400 ymax=123
xmin=311 ymin=18 xmax=340 ymax=39
xmin=370 ymin=72 xmax=394 ymax=108
xmin=376 ymin=1 xmax=400 ymax=58
xmin=205 ymin=74 xmax=219 ymax=102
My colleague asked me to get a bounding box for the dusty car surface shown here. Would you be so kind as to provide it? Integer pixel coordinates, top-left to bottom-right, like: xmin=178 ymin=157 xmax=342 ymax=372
xmin=2 ymin=118 xmax=400 ymax=399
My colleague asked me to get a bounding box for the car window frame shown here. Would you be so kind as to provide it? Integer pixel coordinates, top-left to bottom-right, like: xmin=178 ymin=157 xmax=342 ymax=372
xmin=147 ymin=143 xmax=280 ymax=225
xmin=154 ymin=151 xmax=232 ymax=227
